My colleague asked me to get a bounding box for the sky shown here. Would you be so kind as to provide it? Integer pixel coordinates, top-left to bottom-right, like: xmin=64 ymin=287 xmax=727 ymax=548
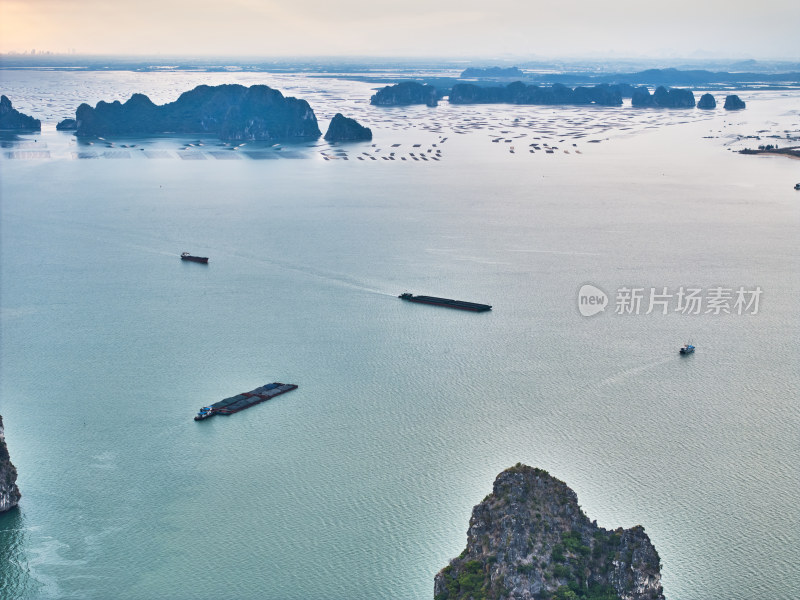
xmin=1 ymin=0 xmax=798 ymax=59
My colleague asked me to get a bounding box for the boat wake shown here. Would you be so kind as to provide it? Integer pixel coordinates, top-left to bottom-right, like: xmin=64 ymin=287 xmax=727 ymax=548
xmin=597 ymin=357 xmax=674 ymax=387
xmin=510 ymin=249 xmax=602 ymax=257
xmin=219 ymin=248 xmax=397 ymax=298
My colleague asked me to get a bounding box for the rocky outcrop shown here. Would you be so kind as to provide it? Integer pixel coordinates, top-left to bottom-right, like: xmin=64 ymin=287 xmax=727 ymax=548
xmin=611 ymin=83 xmax=637 ymax=99
xmin=723 ymin=95 xmax=746 ymax=110
xmin=631 ymin=86 xmax=695 ymax=108
xmin=461 ymin=67 xmax=525 ymax=80
xmin=56 ymin=118 xmax=78 ymax=130
xmin=0 ymin=415 xmax=22 ymax=513
xmin=449 ymin=83 xmax=510 ymax=104
xmin=434 ymin=465 xmax=664 ymax=600
xmin=75 ymin=84 xmax=321 ymax=141
xmin=630 ymin=87 xmax=656 ymax=107
xmin=571 ymin=84 xmax=625 ymax=106
xmin=697 ymin=93 xmax=716 ymax=109
xmin=654 ymin=86 xmax=695 ymax=108
xmin=448 ymin=83 xmax=623 ymax=107
xmin=370 ymin=82 xmax=439 ymax=107
xmin=324 ymin=113 xmax=372 ymax=142
xmin=0 ymin=95 xmax=41 ymax=130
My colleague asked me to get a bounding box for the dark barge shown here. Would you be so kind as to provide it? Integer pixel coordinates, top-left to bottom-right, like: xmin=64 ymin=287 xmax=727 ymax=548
xmin=181 ymin=252 xmax=209 ymax=264
xmin=399 ymin=293 xmax=491 ymax=312
xmin=194 ymin=382 xmax=298 ymax=420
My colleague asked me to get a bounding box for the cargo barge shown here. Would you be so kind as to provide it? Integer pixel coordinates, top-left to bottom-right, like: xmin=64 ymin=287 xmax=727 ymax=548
xmin=399 ymin=293 xmax=491 ymax=312
xmin=194 ymin=382 xmax=298 ymax=420
xmin=181 ymin=252 xmax=209 ymax=264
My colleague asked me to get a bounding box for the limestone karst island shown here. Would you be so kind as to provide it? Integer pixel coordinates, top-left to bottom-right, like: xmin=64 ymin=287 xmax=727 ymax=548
xmin=435 ymin=465 xmax=663 ymax=600
xmin=0 ymin=416 xmax=22 ymax=513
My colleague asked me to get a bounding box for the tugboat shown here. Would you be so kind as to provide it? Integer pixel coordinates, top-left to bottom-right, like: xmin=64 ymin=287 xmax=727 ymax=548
xmin=679 ymin=342 xmax=695 ymax=355
xmin=194 ymin=406 xmax=214 ymax=421
xmin=181 ymin=252 xmax=209 ymax=264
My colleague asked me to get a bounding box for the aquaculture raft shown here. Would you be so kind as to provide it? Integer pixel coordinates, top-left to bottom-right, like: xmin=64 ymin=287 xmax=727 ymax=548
xmin=194 ymin=382 xmax=298 ymax=420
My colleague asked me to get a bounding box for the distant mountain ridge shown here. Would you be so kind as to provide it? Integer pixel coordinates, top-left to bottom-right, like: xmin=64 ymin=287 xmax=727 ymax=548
xmin=520 ymin=67 xmax=800 ymax=87
xmin=460 ymin=67 xmax=525 ymax=79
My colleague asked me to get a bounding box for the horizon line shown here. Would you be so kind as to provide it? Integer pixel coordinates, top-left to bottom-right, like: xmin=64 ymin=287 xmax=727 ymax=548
xmin=2 ymin=52 xmax=800 ymax=63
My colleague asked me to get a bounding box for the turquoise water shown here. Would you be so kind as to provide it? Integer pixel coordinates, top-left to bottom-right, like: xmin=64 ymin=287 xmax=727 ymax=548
xmin=1 ymin=71 xmax=799 ymax=599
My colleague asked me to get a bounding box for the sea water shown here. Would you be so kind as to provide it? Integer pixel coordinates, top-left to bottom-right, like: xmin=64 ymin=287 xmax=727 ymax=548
xmin=1 ymin=69 xmax=798 ymax=600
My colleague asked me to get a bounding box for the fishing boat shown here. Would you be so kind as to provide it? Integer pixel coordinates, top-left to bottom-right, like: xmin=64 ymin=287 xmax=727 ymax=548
xmin=679 ymin=342 xmax=695 ymax=355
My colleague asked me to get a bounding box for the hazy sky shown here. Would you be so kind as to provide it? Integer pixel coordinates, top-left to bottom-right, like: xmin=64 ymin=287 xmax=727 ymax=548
xmin=1 ymin=0 xmax=798 ymax=59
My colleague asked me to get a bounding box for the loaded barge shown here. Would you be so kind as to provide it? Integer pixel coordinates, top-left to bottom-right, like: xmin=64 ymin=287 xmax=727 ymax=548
xmin=181 ymin=252 xmax=209 ymax=264
xmin=194 ymin=382 xmax=298 ymax=421
xmin=399 ymin=293 xmax=491 ymax=312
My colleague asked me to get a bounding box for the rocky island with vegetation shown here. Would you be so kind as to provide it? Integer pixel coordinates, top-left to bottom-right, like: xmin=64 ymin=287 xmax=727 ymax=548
xmin=73 ymin=84 xmax=321 ymax=141
xmin=697 ymin=93 xmax=717 ymax=109
xmin=723 ymin=94 xmax=746 ymax=110
xmin=0 ymin=415 xmax=22 ymax=513
xmin=56 ymin=118 xmax=77 ymax=130
xmin=0 ymin=95 xmax=41 ymax=130
xmin=738 ymin=144 xmax=800 ymax=158
xmin=435 ymin=464 xmax=664 ymax=600
xmin=448 ymin=83 xmax=624 ymax=106
xmin=324 ymin=113 xmax=372 ymax=142
xmin=631 ymin=86 xmax=695 ymax=108
xmin=370 ymin=81 xmax=439 ymax=107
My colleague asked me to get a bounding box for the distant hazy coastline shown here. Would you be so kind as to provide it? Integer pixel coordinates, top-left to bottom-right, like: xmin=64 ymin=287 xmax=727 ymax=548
xmin=2 ymin=55 xmax=800 ymax=90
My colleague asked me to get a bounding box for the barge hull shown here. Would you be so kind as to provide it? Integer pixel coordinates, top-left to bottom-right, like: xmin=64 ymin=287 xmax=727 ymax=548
xmin=195 ymin=383 xmax=297 ymax=420
xmin=399 ymin=293 xmax=491 ymax=312
xmin=181 ymin=253 xmax=209 ymax=264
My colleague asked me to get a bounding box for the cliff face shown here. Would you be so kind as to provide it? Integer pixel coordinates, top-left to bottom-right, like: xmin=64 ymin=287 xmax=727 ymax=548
xmin=0 ymin=95 xmax=41 ymax=130
xmin=75 ymin=84 xmax=321 ymax=141
xmin=0 ymin=415 xmax=22 ymax=513
xmin=371 ymin=82 xmax=439 ymax=107
xmin=324 ymin=113 xmax=372 ymax=142
xmin=434 ymin=465 xmax=664 ymax=600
